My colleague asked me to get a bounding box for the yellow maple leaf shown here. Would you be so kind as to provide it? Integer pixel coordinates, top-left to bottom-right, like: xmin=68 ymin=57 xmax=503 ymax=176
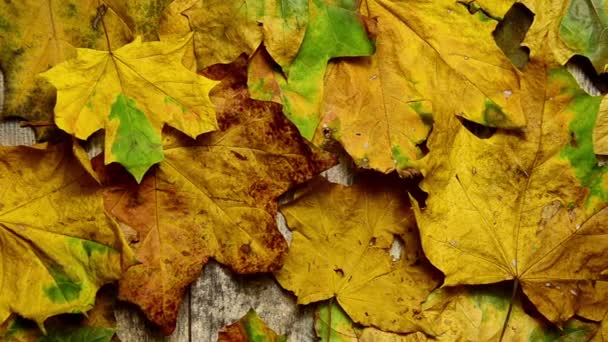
xmin=100 ymin=60 xmax=335 ymax=334
xmin=0 ymin=143 xmax=129 ymax=329
xmin=0 ymin=0 xmax=172 ymax=129
xmin=182 ymin=0 xmax=308 ymax=70
xmin=40 ymin=33 xmax=219 ymax=182
xmin=275 ymin=175 xmax=442 ymax=334
xmin=414 ymin=37 xmax=608 ymax=327
xmin=313 ymin=0 xmax=526 ymax=175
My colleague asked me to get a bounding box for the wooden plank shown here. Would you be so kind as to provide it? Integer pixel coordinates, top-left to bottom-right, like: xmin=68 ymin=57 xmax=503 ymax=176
xmin=189 ymin=261 xmax=315 ymax=341
xmin=115 ymin=293 xmax=191 ymax=342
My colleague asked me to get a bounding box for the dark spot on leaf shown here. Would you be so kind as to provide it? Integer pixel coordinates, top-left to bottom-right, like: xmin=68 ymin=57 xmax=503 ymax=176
xmin=240 ymin=244 xmax=252 ymax=254
xmin=334 ymin=269 xmax=345 ymax=277
xmin=459 ymin=117 xmax=496 ymax=139
xmin=230 ymin=150 xmax=248 ymax=161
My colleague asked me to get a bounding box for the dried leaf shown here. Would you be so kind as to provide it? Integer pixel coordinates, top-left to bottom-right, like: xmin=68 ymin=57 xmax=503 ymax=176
xmin=247 ymin=0 xmax=374 ymax=140
xmin=184 ymin=0 xmax=308 ymax=70
xmin=0 ymin=0 xmax=169 ymax=127
xmin=594 ymin=97 xmax=608 ymax=155
xmin=275 ymin=175 xmax=442 ymax=334
xmin=421 ymin=285 xmax=598 ymax=341
xmin=311 ymin=0 xmax=524 ymax=174
xmin=0 ymin=143 xmax=127 ymax=328
xmin=102 ymin=61 xmax=335 ymax=334
xmin=314 ymin=301 xmax=361 ymax=342
xmin=414 ymin=43 xmax=608 ymax=325
xmin=218 ymin=309 xmax=286 ymax=342
xmin=40 ymin=33 xmax=219 ymax=182
xmin=556 ymin=0 xmax=608 ymax=73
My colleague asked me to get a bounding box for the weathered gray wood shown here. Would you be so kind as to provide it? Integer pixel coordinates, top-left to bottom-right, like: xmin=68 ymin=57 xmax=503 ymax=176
xmin=115 ymin=293 xmax=191 ymax=342
xmin=190 ymin=261 xmax=315 ymax=342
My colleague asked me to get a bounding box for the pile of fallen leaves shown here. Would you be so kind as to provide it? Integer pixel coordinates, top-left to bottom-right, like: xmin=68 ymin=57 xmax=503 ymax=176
xmin=1 ymin=0 xmax=608 ymax=341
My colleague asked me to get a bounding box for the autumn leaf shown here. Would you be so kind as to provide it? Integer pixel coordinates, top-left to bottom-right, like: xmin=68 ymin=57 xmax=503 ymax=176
xmin=275 ymin=174 xmax=442 ymax=334
xmin=414 ymin=37 xmax=608 ymax=327
xmin=0 ymin=142 xmax=128 ymax=329
xmin=101 ymin=60 xmax=335 ymax=334
xmin=40 ymin=33 xmax=219 ymax=182
xmin=304 ymin=0 xmax=525 ymax=175
xmin=555 ymin=0 xmax=608 ymax=73
xmin=247 ymin=0 xmax=374 ymax=140
xmin=0 ymin=285 xmax=119 ymax=342
xmin=0 ymin=0 xmax=170 ymax=129
xmin=420 ymin=285 xmax=599 ymax=341
xmin=314 ymin=301 xmax=361 ymax=342
xmin=594 ymin=96 xmax=608 ymax=155
xmin=183 ymin=0 xmax=309 ymax=70
xmin=218 ymin=309 xmax=286 ymax=342
xmin=158 ymin=0 xmax=199 ymax=38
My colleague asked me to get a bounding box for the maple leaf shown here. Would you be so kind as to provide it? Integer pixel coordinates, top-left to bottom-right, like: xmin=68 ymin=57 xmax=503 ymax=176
xmin=183 ymin=0 xmax=308 ymax=70
xmin=247 ymin=0 xmax=375 ymax=140
xmin=314 ymin=301 xmax=362 ymax=342
xmin=275 ymin=175 xmax=442 ymax=334
xmin=301 ymin=0 xmax=527 ymax=174
xmin=0 ymin=142 xmax=129 ymax=329
xmin=40 ymin=33 xmax=219 ymax=182
xmin=101 ymin=60 xmax=335 ymax=334
xmin=414 ymin=41 xmax=608 ymax=327
xmin=314 ymin=287 xmax=599 ymax=342
xmin=0 ymin=0 xmax=171 ymax=128
xmin=0 ymin=285 xmax=118 ymax=341
xmin=555 ymin=0 xmax=608 ymax=73
xmin=420 ymin=285 xmax=600 ymax=341
xmin=218 ymin=309 xmax=286 ymax=342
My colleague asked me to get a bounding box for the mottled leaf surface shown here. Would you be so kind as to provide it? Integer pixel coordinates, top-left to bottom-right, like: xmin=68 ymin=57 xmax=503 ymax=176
xmin=218 ymin=309 xmax=286 ymax=342
xmin=0 ymin=0 xmax=171 ymax=127
xmin=275 ymin=175 xmax=442 ymax=334
xmin=0 ymin=143 xmax=125 ymax=328
xmin=102 ymin=60 xmax=335 ymax=334
xmin=415 ymin=43 xmax=608 ymax=325
xmin=40 ymin=33 xmax=218 ymax=182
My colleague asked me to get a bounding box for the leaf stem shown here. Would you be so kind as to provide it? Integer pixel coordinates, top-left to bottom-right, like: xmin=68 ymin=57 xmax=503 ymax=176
xmin=96 ymin=3 xmax=112 ymax=53
xmin=327 ymin=298 xmax=334 ymax=342
xmin=499 ymin=279 xmax=519 ymax=342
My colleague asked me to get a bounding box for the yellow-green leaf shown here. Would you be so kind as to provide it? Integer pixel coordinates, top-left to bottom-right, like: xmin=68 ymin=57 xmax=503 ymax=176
xmin=311 ymin=0 xmax=525 ymax=174
xmin=414 ymin=47 xmax=608 ymax=326
xmin=218 ymin=309 xmax=287 ymax=342
xmin=557 ymin=0 xmax=608 ymax=73
xmin=248 ymin=0 xmax=374 ymax=140
xmin=275 ymin=175 xmax=442 ymax=334
xmin=183 ymin=0 xmax=308 ymax=70
xmin=420 ymin=285 xmax=599 ymax=341
xmin=40 ymin=33 xmax=219 ymax=182
xmin=0 ymin=0 xmax=170 ymax=128
xmin=101 ymin=60 xmax=335 ymax=334
xmin=0 ymin=143 xmax=126 ymax=328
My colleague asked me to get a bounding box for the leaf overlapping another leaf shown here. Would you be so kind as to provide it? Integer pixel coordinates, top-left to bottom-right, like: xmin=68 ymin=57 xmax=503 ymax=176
xmin=275 ymin=174 xmax=442 ymax=334
xmin=101 ymin=61 xmax=335 ymax=334
xmin=0 ymin=143 xmax=129 ymax=328
xmin=40 ymin=33 xmax=218 ymax=182
xmin=415 ymin=53 xmax=608 ymax=326
xmin=0 ymin=0 xmax=171 ymax=131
